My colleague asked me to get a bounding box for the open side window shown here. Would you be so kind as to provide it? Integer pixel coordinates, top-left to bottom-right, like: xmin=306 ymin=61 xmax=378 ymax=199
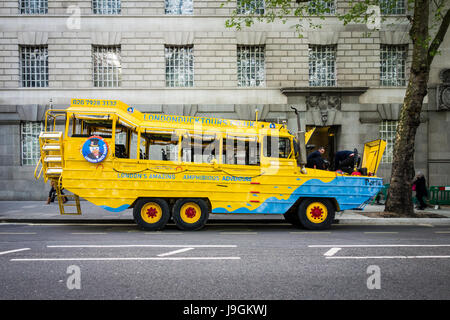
xmin=222 ymin=135 xmax=260 ymax=166
xmin=67 ymin=114 xmax=113 ymax=138
xmin=114 ymin=118 xmax=140 ymax=159
xmin=263 ymin=136 xmax=293 ymax=159
xmin=181 ymin=132 xmax=220 ymax=164
xmin=140 ymin=130 xmax=179 ymax=161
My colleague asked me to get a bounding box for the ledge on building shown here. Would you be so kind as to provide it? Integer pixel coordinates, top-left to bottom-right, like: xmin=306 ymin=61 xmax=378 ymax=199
xmin=280 ymin=87 xmax=369 ymax=97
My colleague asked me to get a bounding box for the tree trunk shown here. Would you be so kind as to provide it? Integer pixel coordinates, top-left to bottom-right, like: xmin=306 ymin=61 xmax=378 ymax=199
xmin=385 ymin=0 xmax=430 ymax=216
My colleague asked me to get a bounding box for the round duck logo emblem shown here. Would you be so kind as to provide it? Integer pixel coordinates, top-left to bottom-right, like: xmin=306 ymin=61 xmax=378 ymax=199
xmin=82 ymin=136 xmax=108 ymax=163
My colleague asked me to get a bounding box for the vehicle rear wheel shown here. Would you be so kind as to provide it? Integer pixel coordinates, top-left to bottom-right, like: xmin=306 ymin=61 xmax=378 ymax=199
xmin=172 ymin=198 xmax=209 ymax=231
xmin=297 ymin=198 xmax=335 ymax=230
xmin=133 ymin=198 xmax=170 ymax=231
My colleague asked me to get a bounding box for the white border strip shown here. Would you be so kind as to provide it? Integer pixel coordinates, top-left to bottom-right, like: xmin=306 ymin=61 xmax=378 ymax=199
xmin=326 ymin=255 xmax=450 ymax=260
xmin=309 ymin=244 xmax=450 ymax=248
xmin=11 ymin=257 xmax=241 ymax=262
xmin=47 ymin=245 xmax=237 ymax=248
xmin=0 ymin=248 xmax=30 ymax=256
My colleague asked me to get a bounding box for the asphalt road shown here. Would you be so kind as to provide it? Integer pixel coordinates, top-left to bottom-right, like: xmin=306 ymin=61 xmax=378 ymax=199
xmin=0 ymin=222 xmax=449 ymax=300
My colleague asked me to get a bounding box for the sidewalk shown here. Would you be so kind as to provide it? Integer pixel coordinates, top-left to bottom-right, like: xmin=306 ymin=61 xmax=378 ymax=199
xmin=1 ymin=201 xmax=450 ymax=225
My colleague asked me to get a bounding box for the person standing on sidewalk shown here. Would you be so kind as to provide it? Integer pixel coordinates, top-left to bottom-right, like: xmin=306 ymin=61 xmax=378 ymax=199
xmin=412 ymin=172 xmax=428 ymax=210
xmin=46 ymin=180 xmax=67 ymax=204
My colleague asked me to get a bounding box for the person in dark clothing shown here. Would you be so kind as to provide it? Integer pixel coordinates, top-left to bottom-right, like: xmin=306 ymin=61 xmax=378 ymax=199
xmin=306 ymin=146 xmax=326 ymax=169
xmin=412 ymin=172 xmax=428 ymax=210
xmin=46 ymin=180 xmax=67 ymax=204
xmin=334 ymin=149 xmax=356 ymax=174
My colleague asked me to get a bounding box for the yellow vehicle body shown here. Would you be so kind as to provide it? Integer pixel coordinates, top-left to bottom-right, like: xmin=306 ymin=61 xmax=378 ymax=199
xmin=35 ymin=99 xmax=385 ymax=230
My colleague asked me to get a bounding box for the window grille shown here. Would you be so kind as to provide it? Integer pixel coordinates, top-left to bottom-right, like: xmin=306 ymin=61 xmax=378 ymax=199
xmin=380 ymin=44 xmax=407 ymax=87
xmin=236 ymin=0 xmax=265 ymax=14
xmin=21 ymin=122 xmax=44 ymax=166
xmin=92 ymin=0 xmax=121 ymax=14
xmin=20 ymin=46 xmax=48 ymax=88
xmin=380 ymin=120 xmax=398 ymax=164
xmin=93 ymin=45 xmax=122 ymax=87
xmin=308 ymin=0 xmax=336 ymax=15
xmin=165 ymin=0 xmax=193 ymax=14
xmin=237 ymin=45 xmax=265 ymax=87
xmin=309 ymin=45 xmax=336 ymax=87
xmin=19 ymin=0 xmax=48 ymax=14
xmin=380 ymin=0 xmax=405 ymax=15
xmin=165 ymin=46 xmax=194 ymax=87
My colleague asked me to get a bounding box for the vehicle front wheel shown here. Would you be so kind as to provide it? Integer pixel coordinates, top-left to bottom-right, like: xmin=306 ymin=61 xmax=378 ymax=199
xmin=297 ymin=198 xmax=335 ymax=230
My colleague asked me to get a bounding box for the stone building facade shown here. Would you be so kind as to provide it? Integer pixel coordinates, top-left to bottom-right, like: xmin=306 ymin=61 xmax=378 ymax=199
xmin=0 ymin=0 xmax=449 ymax=200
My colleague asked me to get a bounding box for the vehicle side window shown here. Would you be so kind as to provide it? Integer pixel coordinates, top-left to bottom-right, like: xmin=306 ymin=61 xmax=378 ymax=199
xmin=182 ymin=133 xmax=219 ymax=164
xmin=68 ymin=114 xmax=113 ymax=138
xmin=264 ymin=136 xmax=292 ymax=159
xmin=142 ymin=131 xmax=178 ymax=161
xmin=223 ymin=135 xmax=260 ymax=165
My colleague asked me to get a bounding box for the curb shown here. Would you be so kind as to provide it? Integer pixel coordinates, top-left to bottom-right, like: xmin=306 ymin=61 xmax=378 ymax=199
xmin=334 ymin=218 xmax=450 ymax=225
xmin=1 ymin=217 xmax=450 ymax=226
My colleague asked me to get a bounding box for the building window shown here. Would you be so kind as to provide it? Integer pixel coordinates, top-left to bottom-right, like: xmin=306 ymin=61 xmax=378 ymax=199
xmin=380 ymin=0 xmax=405 ymax=15
xmin=380 ymin=120 xmax=398 ymax=164
xmin=92 ymin=0 xmax=121 ymax=14
xmin=308 ymin=0 xmax=336 ymax=15
xmin=92 ymin=45 xmax=122 ymax=87
xmin=165 ymin=0 xmax=193 ymax=15
xmin=20 ymin=46 xmax=48 ymax=88
xmin=237 ymin=45 xmax=265 ymax=87
xmin=309 ymin=45 xmax=336 ymax=87
xmin=19 ymin=0 xmax=48 ymax=14
xmin=380 ymin=44 xmax=407 ymax=87
xmin=165 ymin=46 xmax=194 ymax=87
xmin=21 ymin=122 xmax=44 ymax=166
xmin=236 ymin=0 xmax=265 ymax=14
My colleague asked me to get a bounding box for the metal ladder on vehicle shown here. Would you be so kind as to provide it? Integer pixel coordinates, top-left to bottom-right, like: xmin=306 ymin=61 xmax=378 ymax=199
xmin=54 ymin=177 xmax=82 ymax=216
xmin=35 ymin=131 xmax=82 ymax=215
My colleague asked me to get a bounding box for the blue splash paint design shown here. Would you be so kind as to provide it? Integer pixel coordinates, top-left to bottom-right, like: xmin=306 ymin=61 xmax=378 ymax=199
xmin=100 ymin=204 xmax=130 ymax=212
xmin=212 ymin=176 xmax=383 ymax=214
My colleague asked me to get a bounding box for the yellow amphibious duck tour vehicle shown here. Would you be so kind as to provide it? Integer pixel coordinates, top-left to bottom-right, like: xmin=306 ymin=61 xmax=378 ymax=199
xmin=35 ymin=99 xmax=386 ymax=231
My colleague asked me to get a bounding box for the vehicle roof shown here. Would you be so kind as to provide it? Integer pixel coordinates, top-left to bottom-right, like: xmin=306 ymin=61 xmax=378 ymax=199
xmin=67 ymin=99 xmax=292 ymax=136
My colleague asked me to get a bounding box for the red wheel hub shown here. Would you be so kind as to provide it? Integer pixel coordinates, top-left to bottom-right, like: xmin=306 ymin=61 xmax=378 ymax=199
xmin=310 ymin=206 xmax=323 ymax=219
xmin=185 ymin=207 xmax=197 ymax=218
xmin=146 ymin=207 xmax=158 ymax=219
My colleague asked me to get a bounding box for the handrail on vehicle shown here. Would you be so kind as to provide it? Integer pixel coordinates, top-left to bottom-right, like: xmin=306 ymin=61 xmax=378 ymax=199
xmin=44 ymin=109 xmax=67 ymax=132
xmin=34 ymin=157 xmax=43 ymax=180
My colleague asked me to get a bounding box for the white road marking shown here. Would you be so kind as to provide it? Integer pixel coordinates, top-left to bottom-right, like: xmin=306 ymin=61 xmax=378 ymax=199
xmin=157 ymin=247 xmax=194 ymax=257
xmin=0 ymin=232 xmax=36 ymax=235
xmin=323 ymin=248 xmax=341 ymax=257
xmin=11 ymin=257 xmax=241 ymax=262
xmin=47 ymin=244 xmax=237 ymax=248
xmin=144 ymin=232 xmax=184 ymax=235
xmin=435 ymin=231 xmax=450 ymax=234
xmin=220 ymin=232 xmax=257 ymax=235
xmin=70 ymin=233 xmax=107 ymax=235
xmin=326 ymin=255 xmax=450 ymax=260
xmin=290 ymin=232 xmax=332 ymax=234
xmin=309 ymin=244 xmax=450 ymax=248
xmin=0 ymin=248 xmax=30 ymax=256
xmin=364 ymin=232 xmax=398 ymax=234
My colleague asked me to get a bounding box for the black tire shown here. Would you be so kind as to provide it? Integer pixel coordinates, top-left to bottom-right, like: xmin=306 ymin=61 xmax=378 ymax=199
xmin=297 ymin=198 xmax=335 ymax=230
xmin=133 ymin=198 xmax=171 ymax=231
xmin=172 ymin=198 xmax=209 ymax=231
